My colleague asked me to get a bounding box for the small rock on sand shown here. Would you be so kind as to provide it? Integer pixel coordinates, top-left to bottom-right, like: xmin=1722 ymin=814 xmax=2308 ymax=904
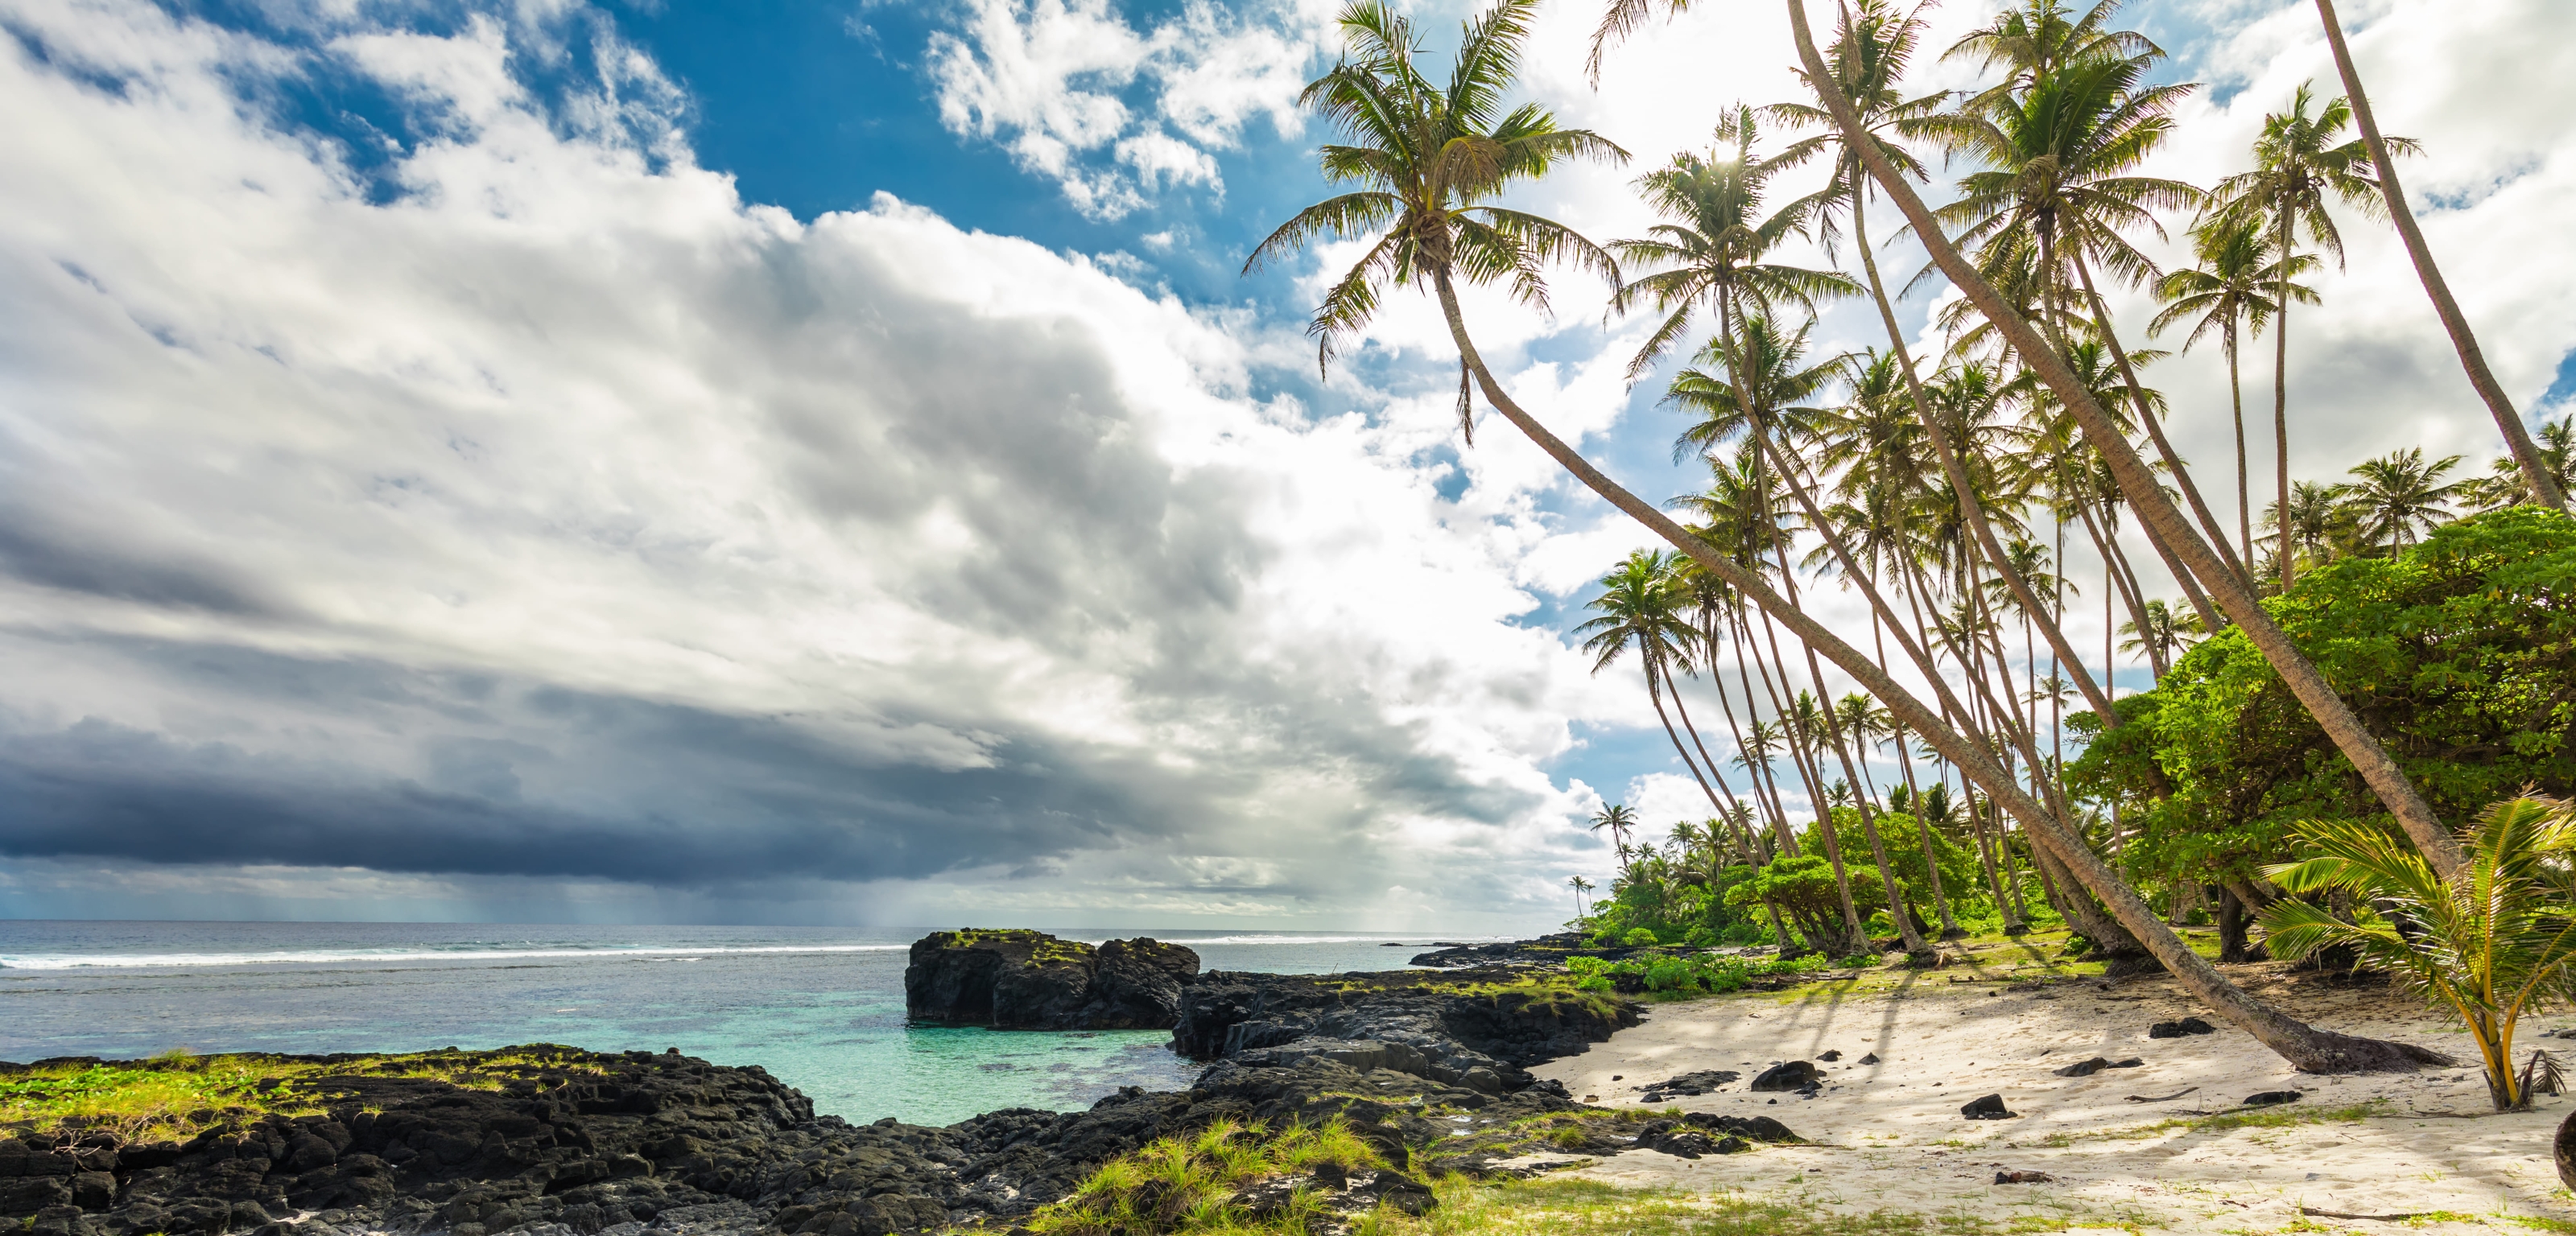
xmin=1959 ymin=1093 xmax=2017 ymax=1120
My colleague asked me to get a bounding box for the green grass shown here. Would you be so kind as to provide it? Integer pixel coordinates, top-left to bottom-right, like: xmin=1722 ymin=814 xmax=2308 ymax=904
xmin=1024 ymin=1117 xmax=1389 ymax=1236
xmin=938 ymin=929 xmax=1096 ymax=966
xmin=0 ymin=1046 xmax=613 ymax=1141
xmin=2025 ymin=1100 xmax=2396 ymax=1147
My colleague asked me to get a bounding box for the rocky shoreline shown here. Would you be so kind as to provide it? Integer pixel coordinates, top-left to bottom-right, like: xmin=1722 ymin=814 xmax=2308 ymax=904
xmin=1 ymin=932 xmax=1702 ymax=1236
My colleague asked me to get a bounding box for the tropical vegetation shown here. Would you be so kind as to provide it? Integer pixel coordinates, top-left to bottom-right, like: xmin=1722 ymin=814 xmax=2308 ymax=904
xmin=1247 ymin=0 xmax=2570 ymax=1075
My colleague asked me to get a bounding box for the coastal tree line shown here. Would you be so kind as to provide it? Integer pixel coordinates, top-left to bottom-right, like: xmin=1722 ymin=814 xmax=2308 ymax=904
xmin=1244 ymin=0 xmax=2576 ymax=1110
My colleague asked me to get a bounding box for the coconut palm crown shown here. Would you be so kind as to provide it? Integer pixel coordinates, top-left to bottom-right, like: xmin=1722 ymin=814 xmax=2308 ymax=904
xmin=1244 ymin=0 xmax=1626 ymax=439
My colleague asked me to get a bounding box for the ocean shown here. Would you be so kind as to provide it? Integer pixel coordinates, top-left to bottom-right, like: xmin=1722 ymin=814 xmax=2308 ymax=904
xmin=0 ymin=921 xmax=1482 ymax=1127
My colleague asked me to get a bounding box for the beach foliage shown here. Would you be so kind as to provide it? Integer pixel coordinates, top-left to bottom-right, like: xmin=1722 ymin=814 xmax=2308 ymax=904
xmin=2257 ymin=795 xmax=2576 ymax=1110
xmin=0 ymin=1046 xmax=609 ymax=1140
xmin=1025 ymin=1117 xmax=1391 ymax=1236
xmin=2070 ymin=507 xmax=2576 ymax=892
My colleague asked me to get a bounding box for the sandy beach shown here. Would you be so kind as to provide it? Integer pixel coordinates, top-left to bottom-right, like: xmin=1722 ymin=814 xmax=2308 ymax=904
xmin=1523 ymin=963 xmax=2574 ymax=1233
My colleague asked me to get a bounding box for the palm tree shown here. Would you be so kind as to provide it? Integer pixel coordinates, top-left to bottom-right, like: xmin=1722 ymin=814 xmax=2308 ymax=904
xmin=1588 ymin=802 xmax=1639 ymax=859
xmin=2340 ymin=447 xmax=2467 ymax=553
xmin=1608 ymin=106 xmax=1857 ymax=385
xmin=2260 ymin=796 xmax=2576 ymax=1110
xmin=1577 ymin=551 xmax=1741 ymax=826
xmin=2150 ymin=215 xmax=2316 ymax=575
xmin=2304 ymin=0 xmax=2566 ymax=512
xmin=1771 ymin=0 xmax=2475 ymax=914
xmin=2212 ymin=84 xmax=2411 ymax=588
xmin=1943 ymin=0 xmax=2158 ymax=114
xmin=1242 ymin=0 xmax=1624 ymax=436
xmin=1932 ymin=47 xmax=2245 ymax=586
xmin=1567 ymin=874 xmax=1596 ymax=919
xmin=2116 ymin=599 xmax=2188 ymax=678
xmin=2466 ymin=418 xmax=2576 ymax=512
xmin=1768 ymin=0 xmax=2120 ymax=729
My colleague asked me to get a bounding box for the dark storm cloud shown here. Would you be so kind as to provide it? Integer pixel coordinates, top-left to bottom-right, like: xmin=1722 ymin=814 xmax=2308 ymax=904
xmin=0 ymin=661 xmax=1208 ymax=884
xmin=0 ymin=633 xmax=1528 ymax=892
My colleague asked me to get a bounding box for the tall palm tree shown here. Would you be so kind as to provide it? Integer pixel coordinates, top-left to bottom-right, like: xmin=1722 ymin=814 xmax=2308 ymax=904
xmin=2151 ymin=215 xmax=2315 ymax=575
xmin=1769 ymin=0 xmax=2474 ymax=911
xmin=1933 ymin=49 xmax=2243 ymax=586
xmin=1588 ymin=802 xmax=1639 ymax=859
xmin=1768 ymin=0 xmax=2120 ymax=729
xmin=2304 ymin=0 xmax=2566 ymax=512
xmin=1567 ymin=874 xmax=1596 ymax=919
xmin=2341 ymin=447 xmax=2467 ymax=553
xmin=1578 ymin=551 xmax=1741 ymax=826
xmin=1609 ymin=106 xmax=1857 ymax=385
xmin=1242 ymin=0 xmax=1624 ymax=437
xmin=2212 ymin=84 xmax=2412 ymax=588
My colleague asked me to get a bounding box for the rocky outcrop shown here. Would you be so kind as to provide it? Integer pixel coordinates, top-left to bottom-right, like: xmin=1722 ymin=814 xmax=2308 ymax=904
xmin=0 ymin=1039 xmax=1712 ymax=1236
xmin=1171 ymin=966 xmax=1637 ymax=1093
xmin=1406 ymin=935 xmax=1640 ymax=968
xmin=903 ymin=932 xmax=1199 ymax=1031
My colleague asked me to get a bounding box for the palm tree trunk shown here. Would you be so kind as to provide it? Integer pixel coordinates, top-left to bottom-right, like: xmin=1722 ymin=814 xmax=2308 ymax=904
xmin=2068 ymin=252 xmax=2256 ymax=592
xmin=1427 ymin=213 xmax=2443 ymax=1076
xmin=2275 ymin=200 xmax=2297 ymax=590
xmin=1783 ymin=0 xmax=2470 ymax=884
xmin=1644 ymin=654 xmax=1735 ymax=826
xmin=1893 ymin=726 xmax=1963 ymax=937
xmin=1728 ymin=600 xmax=1802 ymax=854
xmin=2226 ymin=319 xmax=2254 ymax=575
xmin=2310 ymin=0 xmax=2566 ymax=512
xmin=1847 ymin=179 xmax=2118 ymax=723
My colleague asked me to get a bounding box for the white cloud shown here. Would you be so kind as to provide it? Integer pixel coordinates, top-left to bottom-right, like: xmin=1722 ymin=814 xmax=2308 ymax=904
xmin=925 ymin=0 xmax=1333 ymax=220
xmin=0 ymin=0 xmax=1655 ymax=929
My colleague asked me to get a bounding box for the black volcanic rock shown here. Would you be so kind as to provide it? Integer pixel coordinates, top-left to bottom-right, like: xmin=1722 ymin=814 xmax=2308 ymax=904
xmin=903 ymin=931 xmax=1199 ymax=1030
xmin=1170 ymin=966 xmax=1637 ymax=1090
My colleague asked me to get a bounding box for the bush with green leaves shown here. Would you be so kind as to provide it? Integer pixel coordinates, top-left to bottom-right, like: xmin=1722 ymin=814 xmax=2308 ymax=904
xmin=1723 ymin=854 xmax=1890 ymax=946
xmin=2070 ymin=507 xmax=2576 ymax=890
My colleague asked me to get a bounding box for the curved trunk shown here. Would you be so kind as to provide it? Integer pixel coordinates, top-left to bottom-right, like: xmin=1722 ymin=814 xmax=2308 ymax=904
xmin=1784 ymin=0 xmax=2470 ymax=885
xmin=1847 ymin=181 xmax=2117 ymax=723
xmin=2311 ymin=0 xmax=2566 ymax=511
xmin=1430 ymin=147 xmax=2434 ymax=1078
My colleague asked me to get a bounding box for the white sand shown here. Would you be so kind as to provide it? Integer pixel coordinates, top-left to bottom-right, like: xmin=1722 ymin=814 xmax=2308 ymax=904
xmin=1521 ymin=966 xmax=2575 ymax=1232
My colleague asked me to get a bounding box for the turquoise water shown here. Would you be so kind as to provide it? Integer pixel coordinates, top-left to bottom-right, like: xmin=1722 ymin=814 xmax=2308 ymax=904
xmin=0 ymin=922 xmax=1477 ymax=1126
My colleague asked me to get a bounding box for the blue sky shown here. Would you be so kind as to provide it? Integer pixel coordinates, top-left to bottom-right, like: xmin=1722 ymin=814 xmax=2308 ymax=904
xmin=0 ymin=0 xmax=2570 ymax=927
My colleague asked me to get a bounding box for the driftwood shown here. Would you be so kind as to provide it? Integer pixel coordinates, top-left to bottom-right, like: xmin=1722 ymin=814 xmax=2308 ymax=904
xmin=2124 ymin=1087 xmax=2198 ymax=1102
xmin=2299 ymin=1206 xmax=2432 ymax=1222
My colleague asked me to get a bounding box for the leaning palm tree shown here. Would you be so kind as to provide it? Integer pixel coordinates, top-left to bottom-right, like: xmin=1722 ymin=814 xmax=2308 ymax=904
xmin=1756 ymin=0 xmax=2474 ymax=908
xmin=1262 ymin=0 xmax=2446 ymax=1076
xmin=2150 ymin=215 xmax=2315 ymax=575
xmin=2211 ymin=84 xmax=2411 ymax=588
xmin=1241 ymin=0 xmax=1624 ymax=435
xmin=2302 ymin=0 xmax=2566 ymax=511
xmin=2260 ymin=796 xmax=2576 ymax=1110
xmin=2340 ymin=447 xmax=2467 ymax=553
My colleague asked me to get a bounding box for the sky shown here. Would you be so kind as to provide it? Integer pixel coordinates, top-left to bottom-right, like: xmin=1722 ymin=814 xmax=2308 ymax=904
xmin=0 ymin=0 xmax=2570 ymax=931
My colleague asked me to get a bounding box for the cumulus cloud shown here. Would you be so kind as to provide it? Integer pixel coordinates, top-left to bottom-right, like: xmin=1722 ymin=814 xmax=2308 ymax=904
xmin=0 ymin=0 xmax=1642 ymax=927
xmin=926 ymin=0 xmax=1331 ymax=219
